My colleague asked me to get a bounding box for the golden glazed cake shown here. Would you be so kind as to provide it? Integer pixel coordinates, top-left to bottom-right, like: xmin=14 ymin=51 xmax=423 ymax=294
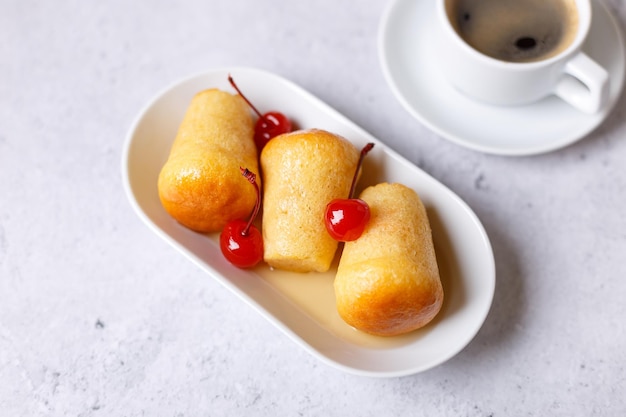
xmin=334 ymin=182 xmax=443 ymax=336
xmin=157 ymin=89 xmax=259 ymax=233
xmin=260 ymin=129 xmax=360 ymax=273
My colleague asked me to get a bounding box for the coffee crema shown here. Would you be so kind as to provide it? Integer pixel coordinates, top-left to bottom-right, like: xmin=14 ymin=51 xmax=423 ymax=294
xmin=445 ymin=0 xmax=579 ymax=63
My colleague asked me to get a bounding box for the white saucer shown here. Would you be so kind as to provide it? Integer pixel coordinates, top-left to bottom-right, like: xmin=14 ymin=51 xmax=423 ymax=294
xmin=378 ymin=0 xmax=625 ymax=156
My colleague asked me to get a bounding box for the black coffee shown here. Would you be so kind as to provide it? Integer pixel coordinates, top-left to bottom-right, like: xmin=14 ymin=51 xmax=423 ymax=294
xmin=445 ymin=0 xmax=579 ymax=63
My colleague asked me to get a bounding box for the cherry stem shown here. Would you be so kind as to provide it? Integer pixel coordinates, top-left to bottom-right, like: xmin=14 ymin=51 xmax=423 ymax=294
xmin=348 ymin=143 xmax=375 ymax=198
xmin=240 ymin=167 xmax=261 ymax=237
xmin=228 ymin=74 xmax=268 ymax=122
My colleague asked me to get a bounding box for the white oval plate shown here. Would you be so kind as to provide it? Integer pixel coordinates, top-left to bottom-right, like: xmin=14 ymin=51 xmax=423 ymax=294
xmin=378 ymin=0 xmax=625 ymax=156
xmin=122 ymin=67 xmax=495 ymax=377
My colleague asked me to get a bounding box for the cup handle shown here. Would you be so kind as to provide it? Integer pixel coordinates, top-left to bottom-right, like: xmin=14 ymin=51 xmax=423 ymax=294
xmin=554 ymin=52 xmax=610 ymax=114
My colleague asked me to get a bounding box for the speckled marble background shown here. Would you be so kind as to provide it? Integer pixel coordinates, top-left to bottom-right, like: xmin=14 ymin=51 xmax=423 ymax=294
xmin=1 ymin=0 xmax=625 ymax=415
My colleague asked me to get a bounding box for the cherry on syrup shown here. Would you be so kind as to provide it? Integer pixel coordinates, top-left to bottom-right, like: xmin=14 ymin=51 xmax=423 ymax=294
xmin=324 ymin=143 xmax=375 ymax=242
xmin=220 ymin=167 xmax=263 ymax=268
xmin=228 ymin=75 xmax=292 ymax=151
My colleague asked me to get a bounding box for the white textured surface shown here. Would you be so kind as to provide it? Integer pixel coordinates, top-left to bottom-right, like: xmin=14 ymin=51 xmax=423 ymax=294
xmin=1 ymin=0 xmax=625 ymax=415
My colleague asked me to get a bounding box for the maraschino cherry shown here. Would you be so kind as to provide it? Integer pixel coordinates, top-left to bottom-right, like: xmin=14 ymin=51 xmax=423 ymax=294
xmin=220 ymin=167 xmax=263 ymax=268
xmin=228 ymin=75 xmax=292 ymax=151
xmin=324 ymin=143 xmax=375 ymax=242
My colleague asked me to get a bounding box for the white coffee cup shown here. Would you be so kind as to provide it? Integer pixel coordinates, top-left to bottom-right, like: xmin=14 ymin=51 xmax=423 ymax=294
xmin=436 ymin=0 xmax=610 ymax=113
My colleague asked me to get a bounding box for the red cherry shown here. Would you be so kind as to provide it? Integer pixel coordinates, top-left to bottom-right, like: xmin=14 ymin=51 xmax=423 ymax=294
xmin=254 ymin=111 xmax=292 ymax=150
xmin=220 ymin=219 xmax=263 ymax=268
xmin=220 ymin=168 xmax=263 ymax=268
xmin=229 ymin=75 xmax=292 ymax=151
xmin=324 ymin=143 xmax=375 ymax=242
xmin=325 ymin=198 xmax=371 ymax=241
